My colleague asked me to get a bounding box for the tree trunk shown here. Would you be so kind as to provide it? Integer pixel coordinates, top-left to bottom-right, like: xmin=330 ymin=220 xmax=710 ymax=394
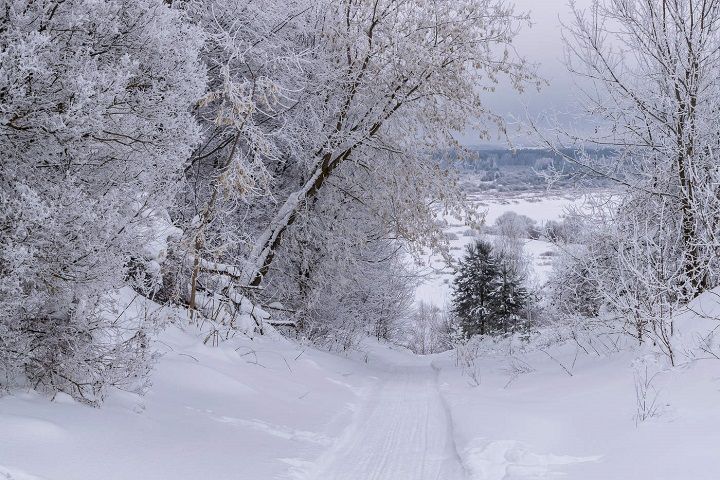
xmin=241 ymin=123 xmax=381 ymax=287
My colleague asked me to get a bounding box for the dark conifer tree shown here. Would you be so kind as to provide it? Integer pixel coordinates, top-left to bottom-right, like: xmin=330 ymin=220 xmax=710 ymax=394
xmin=452 ymin=240 xmax=530 ymax=337
xmin=451 ymin=240 xmax=499 ymax=336
xmin=493 ymin=259 xmax=529 ymax=333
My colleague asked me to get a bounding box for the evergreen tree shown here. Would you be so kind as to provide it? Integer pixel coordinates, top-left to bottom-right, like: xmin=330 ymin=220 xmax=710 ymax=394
xmin=452 ymin=240 xmax=530 ymax=337
xmin=493 ymin=258 xmax=529 ymax=334
xmin=451 ymin=240 xmax=499 ymax=336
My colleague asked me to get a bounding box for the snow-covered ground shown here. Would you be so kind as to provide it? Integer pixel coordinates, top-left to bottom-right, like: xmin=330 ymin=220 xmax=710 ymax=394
xmin=3 ymin=286 xmax=719 ymax=480
xmin=436 ymin=346 xmax=720 ymax=480
xmin=307 ymin=344 xmax=464 ymax=480
xmin=0 ymin=292 xmax=460 ymax=480
xmin=436 ymin=287 xmax=720 ymax=480
xmin=2 ymin=290 xmax=720 ymax=479
xmin=0 ymin=298 xmax=368 ymax=480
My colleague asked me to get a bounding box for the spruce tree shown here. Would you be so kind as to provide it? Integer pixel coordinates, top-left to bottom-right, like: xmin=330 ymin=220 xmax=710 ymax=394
xmin=492 ymin=258 xmax=529 ymax=333
xmin=451 ymin=240 xmax=499 ymax=336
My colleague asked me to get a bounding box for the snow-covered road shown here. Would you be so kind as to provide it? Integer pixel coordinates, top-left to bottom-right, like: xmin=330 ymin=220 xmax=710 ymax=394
xmin=3 ymin=324 xmax=720 ymax=480
xmin=309 ymin=361 xmax=465 ymax=480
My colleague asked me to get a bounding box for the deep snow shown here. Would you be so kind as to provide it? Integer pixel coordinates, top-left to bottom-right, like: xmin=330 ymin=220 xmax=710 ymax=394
xmin=0 ymin=313 xmax=365 ymax=480
xmin=435 ymin=332 xmax=720 ymax=480
xmin=2 ymin=290 xmax=719 ymax=480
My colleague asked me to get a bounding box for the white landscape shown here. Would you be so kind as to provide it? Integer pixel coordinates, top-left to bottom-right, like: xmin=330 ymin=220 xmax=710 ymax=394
xmin=3 ymin=192 xmax=719 ymax=480
xmin=2 ymin=1 xmax=720 ymax=480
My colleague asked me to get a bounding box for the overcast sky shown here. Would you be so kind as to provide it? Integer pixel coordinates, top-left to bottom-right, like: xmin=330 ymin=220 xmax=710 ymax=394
xmin=460 ymin=0 xmax=593 ymax=147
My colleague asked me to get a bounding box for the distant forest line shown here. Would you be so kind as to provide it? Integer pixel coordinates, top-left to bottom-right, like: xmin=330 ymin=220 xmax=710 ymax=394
xmin=444 ymin=148 xmax=617 ymax=192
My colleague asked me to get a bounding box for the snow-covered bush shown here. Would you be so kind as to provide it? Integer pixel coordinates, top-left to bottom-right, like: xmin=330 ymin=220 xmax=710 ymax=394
xmin=454 ymin=337 xmax=483 ymax=386
xmin=494 ymin=211 xmax=537 ymax=240
xmin=546 ymin=244 xmax=603 ymax=320
xmin=263 ymin=181 xmax=419 ymax=350
xmin=0 ymin=0 xmax=205 ymax=402
xmin=546 ymin=196 xmax=690 ymax=364
xmin=543 ymin=214 xmax=587 ymax=244
xmin=405 ymin=303 xmax=456 ymax=355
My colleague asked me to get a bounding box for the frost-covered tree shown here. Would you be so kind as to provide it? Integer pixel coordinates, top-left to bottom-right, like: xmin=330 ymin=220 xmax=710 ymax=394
xmin=172 ymin=0 xmax=537 ymax=340
xmin=238 ymin=0 xmax=537 ymax=289
xmin=261 ymin=164 xmax=420 ymax=349
xmin=555 ymin=0 xmax=720 ymax=300
xmin=492 ymin=211 xmax=533 ymax=281
xmin=166 ymin=0 xmax=310 ymax=329
xmin=405 ymin=302 xmax=455 ymax=355
xmin=541 ymin=0 xmax=720 ymax=362
xmin=494 ymin=211 xmax=537 ymax=240
xmin=0 ymin=0 xmax=205 ymax=402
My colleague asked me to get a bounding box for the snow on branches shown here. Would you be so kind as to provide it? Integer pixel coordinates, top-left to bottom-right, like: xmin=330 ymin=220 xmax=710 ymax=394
xmin=0 ymin=0 xmax=205 ymax=402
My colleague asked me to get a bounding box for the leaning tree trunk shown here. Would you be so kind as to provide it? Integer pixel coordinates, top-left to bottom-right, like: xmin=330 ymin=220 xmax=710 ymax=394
xmin=240 ymin=148 xmax=350 ymax=287
xmin=241 ymin=121 xmax=385 ymax=287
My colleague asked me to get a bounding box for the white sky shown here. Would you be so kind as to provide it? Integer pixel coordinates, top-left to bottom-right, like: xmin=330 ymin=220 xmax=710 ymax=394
xmin=460 ymin=0 xmax=594 ymax=146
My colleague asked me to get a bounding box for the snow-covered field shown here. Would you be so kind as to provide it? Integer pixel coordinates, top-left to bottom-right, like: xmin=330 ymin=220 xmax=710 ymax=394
xmin=416 ymin=192 xmax=586 ymax=306
xmin=470 ymin=192 xmax=586 ymax=225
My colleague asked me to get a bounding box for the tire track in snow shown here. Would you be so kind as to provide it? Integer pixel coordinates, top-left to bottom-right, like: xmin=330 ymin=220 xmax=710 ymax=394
xmin=306 ymin=364 xmax=467 ymax=480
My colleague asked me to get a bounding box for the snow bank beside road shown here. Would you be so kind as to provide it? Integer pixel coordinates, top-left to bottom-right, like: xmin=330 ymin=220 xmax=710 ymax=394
xmin=0 ymin=296 xmax=371 ymax=480
xmin=434 ymin=288 xmax=720 ymax=480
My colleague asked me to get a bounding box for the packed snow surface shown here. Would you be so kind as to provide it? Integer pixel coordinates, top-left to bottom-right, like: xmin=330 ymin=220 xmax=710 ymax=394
xmin=307 ymin=346 xmax=464 ymax=480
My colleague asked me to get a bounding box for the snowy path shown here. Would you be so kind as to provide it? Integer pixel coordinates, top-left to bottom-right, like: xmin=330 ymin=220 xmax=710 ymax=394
xmin=309 ymin=361 xmax=465 ymax=480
